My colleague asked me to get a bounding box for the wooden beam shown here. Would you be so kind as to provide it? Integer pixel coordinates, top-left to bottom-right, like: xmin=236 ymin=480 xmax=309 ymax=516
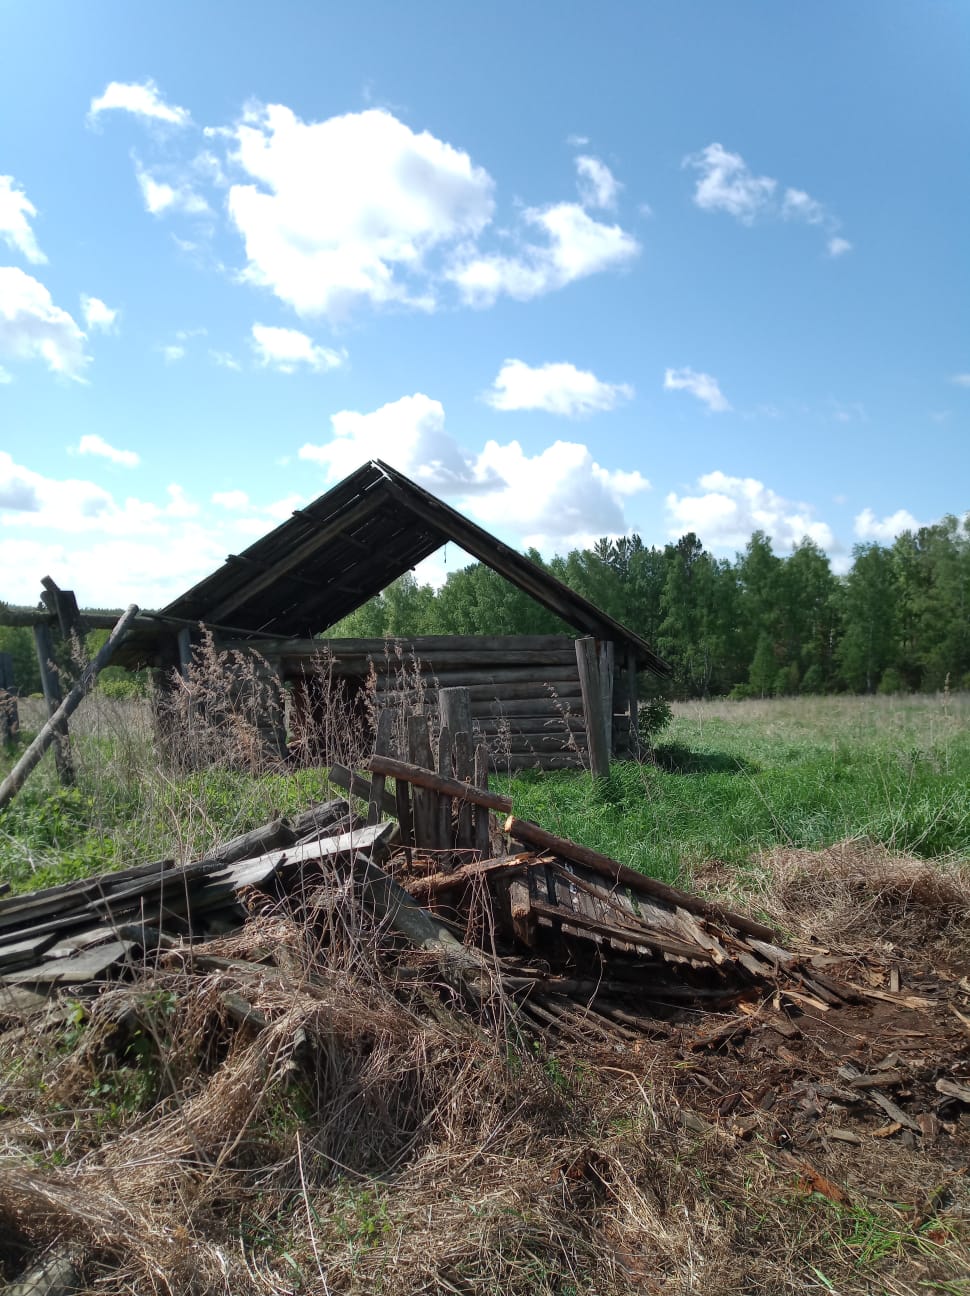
xmin=32 ymin=622 xmax=73 ymax=786
xmin=206 ymin=492 xmax=386 ymax=624
xmin=365 ymin=753 xmax=513 ymax=814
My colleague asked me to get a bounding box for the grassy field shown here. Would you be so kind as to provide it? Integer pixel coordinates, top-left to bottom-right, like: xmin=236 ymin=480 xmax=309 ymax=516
xmin=2 ymin=691 xmax=969 ymax=895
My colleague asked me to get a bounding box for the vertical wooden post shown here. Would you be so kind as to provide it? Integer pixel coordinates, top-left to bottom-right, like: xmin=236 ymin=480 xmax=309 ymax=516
xmin=439 ymin=687 xmax=472 ymax=742
xmin=473 ymin=739 xmax=490 ymax=857
xmin=32 ymin=622 xmax=74 ymax=786
xmin=437 ymin=724 xmax=453 ymax=866
xmin=0 ymin=652 xmax=19 ymax=748
xmin=407 ymin=713 xmax=435 ymax=850
xmin=597 ymin=639 xmax=615 ymax=758
xmin=440 ymin=687 xmax=475 ymax=851
xmin=575 ymin=637 xmax=609 ymax=780
xmin=367 ymin=709 xmax=394 ymax=826
xmin=626 ymin=647 xmax=640 ymax=760
xmin=177 ymin=626 xmax=193 ymax=680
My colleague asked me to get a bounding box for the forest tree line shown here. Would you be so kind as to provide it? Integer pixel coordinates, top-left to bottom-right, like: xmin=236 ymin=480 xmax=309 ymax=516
xmin=2 ymin=514 xmax=968 ymax=700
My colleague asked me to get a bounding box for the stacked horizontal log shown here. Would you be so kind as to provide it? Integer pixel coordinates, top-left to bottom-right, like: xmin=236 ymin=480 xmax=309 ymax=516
xmin=249 ymin=635 xmax=627 ymax=771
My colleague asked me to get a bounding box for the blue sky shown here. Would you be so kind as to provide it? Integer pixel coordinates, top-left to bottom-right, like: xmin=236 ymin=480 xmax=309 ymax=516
xmin=1 ymin=0 xmax=967 ymax=608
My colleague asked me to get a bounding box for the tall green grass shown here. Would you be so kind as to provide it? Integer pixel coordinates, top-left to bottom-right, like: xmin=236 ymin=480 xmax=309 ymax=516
xmin=2 ymin=691 xmax=968 ymax=894
xmin=497 ymin=693 xmax=970 ymax=885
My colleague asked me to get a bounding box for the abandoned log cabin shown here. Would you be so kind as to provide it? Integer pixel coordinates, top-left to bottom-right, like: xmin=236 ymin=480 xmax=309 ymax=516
xmin=13 ymin=461 xmax=671 ymax=770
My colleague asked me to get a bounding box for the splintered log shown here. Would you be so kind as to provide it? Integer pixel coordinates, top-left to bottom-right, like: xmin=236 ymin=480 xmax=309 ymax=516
xmin=503 ymin=815 xmax=776 ymax=944
xmin=365 ymin=754 xmax=513 ymax=814
xmin=0 ymin=606 xmax=139 ymax=813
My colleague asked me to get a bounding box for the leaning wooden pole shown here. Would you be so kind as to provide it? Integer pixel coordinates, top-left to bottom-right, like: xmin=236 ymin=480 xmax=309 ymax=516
xmin=0 ymin=605 xmax=139 ymax=813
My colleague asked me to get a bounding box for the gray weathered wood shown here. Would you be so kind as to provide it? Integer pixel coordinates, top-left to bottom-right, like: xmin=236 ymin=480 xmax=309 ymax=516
xmin=437 ymin=724 xmax=453 ymax=865
xmin=626 ymin=647 xmax=640 ymax=760
xmin=4 ymin=1249 xmax=78 ymax=1296
xmin=367 ymin=709 xmax=395 ymax=826
xmin=3 ymin=939 xmax=134 ymax=985
xmin=327 ymin=764 xmax=396 ymax=817
xmin=503 ymin=815 xmax=777 ymax=943
xmin=33 ymin=621 xmax=74 ymax=786
xmin=575 ymin=637 xmax=609 ymax=779
xmin=365 ymin=754 xmax=513 ymax=813
xmin=407 ymin=713 xmax=435 ymax=849
xmin=473 ymin=739 xmax=491 ymax=857
xmin=0 ymin=606 xmax=139 ymax=812
xmin=597 ymin=639 xmax=615 ymax=755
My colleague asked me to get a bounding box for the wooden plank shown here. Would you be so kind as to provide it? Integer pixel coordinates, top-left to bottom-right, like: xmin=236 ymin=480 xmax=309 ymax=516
xmin=381 ymin=681 xmax=584 ymax=702
xmin=504 ymin=815 xmax=777 ymax=943
xmin=367 ymin=709 xmax=395 ymax=826
xmin=454 ymin=730 xmax=474 ymax=850
xmin=373 ymin=665 xmax=580 ymax=688
xmin=473 ymin=739 xmax=491 ymax=857
xmin=509 ymin=877 xmax=536 ymax=947
xmin=3 ymin=938 xmax=135 ymax=985
xmin=575 ymin=637 xmax=609 ymax=779
xmin=437 ymin=724 xmax=453 ymax=865
xmin=408 ymin=714 xmax=435 ymax=850
xmin=597 ymin=639 xmax=615 ymax=756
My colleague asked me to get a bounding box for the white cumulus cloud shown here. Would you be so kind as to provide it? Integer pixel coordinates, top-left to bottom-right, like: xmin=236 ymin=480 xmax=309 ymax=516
xmin=450 ymin=202 xmax=639 ymax=306
xmin=297 ymin=393 xmax=649 ymax=551
xmin=0 ymin=176 xmax=46 ymax=264
xmin=854 ymin=507 xmax=923 ymax=543
xmin=299 ymin=393 xmax=492 ymax=494
xmin=227 ymin=105 xmax=494 ymax=318
xmin=666 ymin=471 xmax=835 ymax=552
xmin=0 ymin=267 xmax=89 ymax=380
xmin=575 ymin=155 xmax=620 ymax=209
xmin=76 ymin=434 xmax=139 ymax=468
xmin=949 ymin=373 xmax=970 ymax=387
xmin=89 ymin=79 xmax=190 ymax=127
xmin=251 ymin=323 xmax=345 ymax=373
xmin=485 ymin=359 xmax=633 ymax=416
xmin=663 ymin=366 xmax=731 ymax=413
xmin=827 ymin=236 xmax=852 ymax=258
xmin=80 ymin=294 xmax=118 ymax=331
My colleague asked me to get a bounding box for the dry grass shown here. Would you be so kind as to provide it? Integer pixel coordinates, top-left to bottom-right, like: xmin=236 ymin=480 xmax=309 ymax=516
xmin=2 ymin=865 xmax=968 ymax=1295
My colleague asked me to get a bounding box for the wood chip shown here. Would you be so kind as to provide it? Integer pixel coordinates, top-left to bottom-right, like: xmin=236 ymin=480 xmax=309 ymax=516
xmin=935 ymin=1077 xmax=970 ymax=1104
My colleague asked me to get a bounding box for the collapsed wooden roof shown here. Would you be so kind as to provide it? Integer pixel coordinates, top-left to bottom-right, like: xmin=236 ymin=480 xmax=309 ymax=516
xmin=158 ymin=461 xmax=670 ymax=675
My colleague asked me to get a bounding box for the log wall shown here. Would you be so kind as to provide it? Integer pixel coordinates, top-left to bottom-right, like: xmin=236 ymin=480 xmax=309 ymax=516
xmin=266 ymin=636 xmax=631 ymax=773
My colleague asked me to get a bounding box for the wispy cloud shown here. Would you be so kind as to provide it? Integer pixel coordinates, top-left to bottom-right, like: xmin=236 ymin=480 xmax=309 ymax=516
xmin=663 ymin=366 xmax=731 ymax=413
xmin=684 ymin=142 xmax=851 ymax=254
xmin=250 ymin=324 xmax=345 ymax=373
xmin=76 ymin=434 xmax=139 ymax=468
xmin=0 ymin=175 xmax=46 ymax=264
xmin=485 ymin=358 xmax=632 ymax=416
xmin=89 ymin=79 xmax=190 ymax=127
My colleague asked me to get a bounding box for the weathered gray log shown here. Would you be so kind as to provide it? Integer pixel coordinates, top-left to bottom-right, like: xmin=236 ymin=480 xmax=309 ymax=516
xmin=4 ymin=1250 xmax=78 ymax=1296
xmin=575 ymin=637 xmax=609 ymax=779
xmin=496 ymin=753 xmax=585 ymax=771
xmin=437 ymin=724 xmax=453 ymax=866
xmin=0 ymin=606 xmax=139 ymax=812
xmin=289 ymin=798 xmax=351 ymax=839
xmin=439 ymin=686 xmax=472 ymax=742
xmin=366 ymin=754 xmax=513 ymax=813
xmin=626 ymin=647 xmax=640 ymax=760
xmin=377 ymin=681 xmax=584 ymax=703
xmin=327 ymin=763 xmax=396 ymax=817
xmin=33 ymin=622 xmax=73 ymax=786
xmin=0 ymin=651 xmax=19 ymax=747
xmin=502 ymin=815 xmax=777 ymax=944
xmin=207 ymin=819 xmax=295 ymax=864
